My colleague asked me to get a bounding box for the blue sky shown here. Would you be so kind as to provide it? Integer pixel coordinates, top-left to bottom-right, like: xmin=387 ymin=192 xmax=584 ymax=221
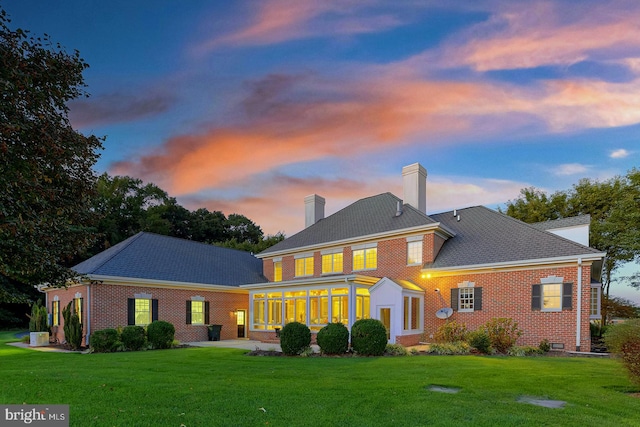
xmin=5 ymin=0 xmax=639 ymax=303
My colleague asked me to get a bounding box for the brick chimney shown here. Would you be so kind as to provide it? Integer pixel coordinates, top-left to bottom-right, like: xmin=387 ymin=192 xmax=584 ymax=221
xmin=304 ymin=194 xmax=325 ymax=228
xmin=402 ymin=163 xmax=427 ymax=213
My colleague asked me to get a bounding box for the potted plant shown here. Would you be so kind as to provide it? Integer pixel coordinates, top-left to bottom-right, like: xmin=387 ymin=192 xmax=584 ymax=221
xmin=28 ymin=301 xmax=50 ymax=346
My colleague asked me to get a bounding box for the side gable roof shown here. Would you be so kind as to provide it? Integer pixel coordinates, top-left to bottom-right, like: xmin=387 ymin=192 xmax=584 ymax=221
xmin=73 ymin=232 xmax=266 ymax=286
xmin=259 ymin=193 xmax=438 ymax=255
xmin=426 ymin=207 xmax=603 ymax=269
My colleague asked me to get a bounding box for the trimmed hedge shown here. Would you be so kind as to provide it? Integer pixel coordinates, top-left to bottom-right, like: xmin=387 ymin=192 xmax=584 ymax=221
xmin=147 ymin=320 xmax=175 ymax=349
xmin=121 ymin=325 xmax=147 ymax=351
xmin=280 ymin=322 xmax=311 ymax=355
xmin=90 ymin=328 xmax=119 ymax=353
xmin=317 ymin=323 xmax=349 ymax=355
xmin=351 ymin=319 xmax=387 ymax=356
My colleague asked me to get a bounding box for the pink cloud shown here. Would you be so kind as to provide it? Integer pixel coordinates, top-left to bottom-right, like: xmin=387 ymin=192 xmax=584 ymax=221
xmin=425 ymin=0 xmax=640 ymax=71
xmin=180 ymin=171 xmax=529 ymax=236
xmin=194 ymin=0 xmax=402 ymax=53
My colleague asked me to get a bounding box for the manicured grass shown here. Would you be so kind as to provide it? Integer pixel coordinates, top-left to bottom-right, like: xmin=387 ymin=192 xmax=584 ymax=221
xmin=1 ymin=331 xmax=638 ymax=426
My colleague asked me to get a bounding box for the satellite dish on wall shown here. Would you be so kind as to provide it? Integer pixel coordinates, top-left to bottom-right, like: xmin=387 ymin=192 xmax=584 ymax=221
xmin=435 ymin=307 xmax=453 ymax=319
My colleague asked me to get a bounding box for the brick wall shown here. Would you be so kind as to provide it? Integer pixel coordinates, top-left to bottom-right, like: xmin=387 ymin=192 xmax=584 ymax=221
xmin=47 ymin=283 xmax=249 ymax=344
xmin=262 ymin=234 xmax=436 ymax=281
xmin=46 ymin=284 xmax=89 ymax=346
xmin=420 ymin=264 xmax=593 ymax=350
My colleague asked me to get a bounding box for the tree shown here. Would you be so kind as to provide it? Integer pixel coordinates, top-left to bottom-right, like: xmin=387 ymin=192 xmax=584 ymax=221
xmin=603 ymin=296 xmax=639 ymax=323
xmin=0 ymin=9 xmax=102 ymax=303
xmin=226 ymin=213 xmax=263 ymax=244
xmin=92 ymin=173 xmax=169 ymax=252
xmin=218 ymin=232 xmax=285 ymax=254
xmin=504 ymin=169 xmax=640 ymax=328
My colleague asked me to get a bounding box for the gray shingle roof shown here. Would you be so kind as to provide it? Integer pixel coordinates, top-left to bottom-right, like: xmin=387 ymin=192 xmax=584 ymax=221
xmin=73 ymin=232 xmax=266 ymax=286
xmin=260 ymin=193 xmax=437 ymax=255
xmin=427 ymin=207 xmax=602 ymax=269
xmin=530 ymin=214 xmax=591 ymax=231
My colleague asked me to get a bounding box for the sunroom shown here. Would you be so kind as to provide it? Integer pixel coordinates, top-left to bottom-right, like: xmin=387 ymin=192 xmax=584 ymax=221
xmin=241 ymin=275 xmax=379 ymax=335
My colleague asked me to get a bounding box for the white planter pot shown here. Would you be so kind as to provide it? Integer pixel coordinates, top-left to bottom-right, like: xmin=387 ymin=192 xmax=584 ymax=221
xmin=29 ymin=332 xmax=49 ymax=347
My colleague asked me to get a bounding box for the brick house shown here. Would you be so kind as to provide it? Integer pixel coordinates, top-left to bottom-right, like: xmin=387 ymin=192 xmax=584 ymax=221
xmin=246 ymin=163 xmax=605 ymax=350
xmin=44 ymin=163 xmax=605 ymax=350
xmin=43 ymin=232 xmax=265 ymax=345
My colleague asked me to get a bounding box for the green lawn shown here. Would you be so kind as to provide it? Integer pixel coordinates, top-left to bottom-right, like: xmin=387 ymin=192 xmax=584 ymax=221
xmin=1 ymin=331 xmax=638 ymax=427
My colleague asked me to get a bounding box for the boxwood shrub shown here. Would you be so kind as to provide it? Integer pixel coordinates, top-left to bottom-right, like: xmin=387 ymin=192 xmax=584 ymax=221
xmin=279 ymin=322 xmax=311 ymax=355
xmin=121 ymin=325 xmax=147 ymax=351
xmin=317 ymin=322 xmax=349 ymax=355
xmin=147 ymin=320 xmax=175 ymax=349
xmin=90 ymin=328 xmax=119 ymax=353
xmin=351 ymin=318 xmax=387 ymax=356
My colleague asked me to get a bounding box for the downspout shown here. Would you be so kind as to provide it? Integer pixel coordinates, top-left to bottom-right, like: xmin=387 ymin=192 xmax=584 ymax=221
xmin=576 ymin=258 xmax=582 ymax=352
xmin=86 ymin=283 xmax=91 ymax=347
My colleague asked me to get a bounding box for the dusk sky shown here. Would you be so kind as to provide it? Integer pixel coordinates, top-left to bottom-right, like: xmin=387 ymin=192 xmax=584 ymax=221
xmin=6 ymin=1 xmax=639 ymax=303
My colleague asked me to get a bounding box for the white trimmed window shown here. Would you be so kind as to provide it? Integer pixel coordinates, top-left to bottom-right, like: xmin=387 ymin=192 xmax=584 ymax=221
xmin=590 ymin=284 xmax=602 ymax=319
xmin=273 ymin=261 xmax=282 ymax=282
xmin=353 ymin=244 xmax=377 ymax=271
xmin=322 ymin=251 xmax=343 ymax=274
xmin=451 ymin=282 xmax=482 ymax=312
xmin=74 ymin=294 xmax=83 ymax=324
xmin=295 ymin=255 xmax=314 ymax=277
xmin=51 ymin=300 xmax=60 ymax=327
xmin=403 ymin=296 xmax=421 ymax=330
xmin=187 ymin=297 xmax=209 ymax=325
xmin=135 ymin=299 xmax=151 ymax=325
xmin=407 ymin=239 xmax=423 ymax=265
xmin=532 ymin=278 xmax=572 ymax=312
xmin=128 ymin=294 xmax=156 ymax=326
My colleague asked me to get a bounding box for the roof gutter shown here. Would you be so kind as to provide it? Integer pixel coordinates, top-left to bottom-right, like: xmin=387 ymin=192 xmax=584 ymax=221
xmin=241 ymin=274 xmax=380 ymax=290
xmin=70 ymin=274 xmax=251 ymax=294
xmin=422 ymin=252 xmax=606 ymax=276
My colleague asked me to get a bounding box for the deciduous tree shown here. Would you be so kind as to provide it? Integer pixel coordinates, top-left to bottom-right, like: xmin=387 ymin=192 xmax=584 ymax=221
xmin=0 ymin=9 xmax=102 ymax=302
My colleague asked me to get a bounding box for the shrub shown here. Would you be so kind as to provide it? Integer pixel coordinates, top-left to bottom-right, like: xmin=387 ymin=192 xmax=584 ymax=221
xmin=427 ymin=342 xmax=471 ymax=355
xmin=90 ymin=329 xmax=120 ymax=353
xmin=507 ymin=346 xmax=542 ymax=356
xmin=62 ymin=301 xmax=83 ymax=350
xmin=279 ymin=322 xmax=311 ymax=356
xmin=351 ymin=319 xmax=387 ymax=356
xmin=28 ymin=301 xmax=49 ymax=333
xmin=434 ymin=321 xmax=468 ymax=343
xmin=147 ymin=321 xmax=175 ymax=349
xmin=468 ymin=330 xmax=492 ymax=354
xmin=121 ymin=325 xmax=147 ymax=351
xmin=482 ymin=318 xmax=522 ymax=354
xmin=384 ymin=343 xmax=408 ymax=356
xmin=604 ymin=319 xmax=640 ymax=385
xmin=539 ymin=339 xmax=551 ymax=353
xmin=317 ymin=323 xmax=349 ymax=355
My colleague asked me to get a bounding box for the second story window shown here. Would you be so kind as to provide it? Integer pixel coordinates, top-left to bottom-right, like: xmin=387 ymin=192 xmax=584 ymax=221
xmin=353 ymin=246 xmax=377 ymax=271
xmin=295 ymin=255 xmax=314 ymax=277
xmin=273 ymin=261 xmax=282 ymax=282
xmin=322 ymin=251 xmax=343 ymax=274
xmin=407 ymin=240 xmax=423 ymax=265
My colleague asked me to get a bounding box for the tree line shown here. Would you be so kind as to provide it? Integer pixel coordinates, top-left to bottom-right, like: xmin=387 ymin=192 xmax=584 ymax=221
xmin=502 ymin=169 xmax=640 ymax=326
